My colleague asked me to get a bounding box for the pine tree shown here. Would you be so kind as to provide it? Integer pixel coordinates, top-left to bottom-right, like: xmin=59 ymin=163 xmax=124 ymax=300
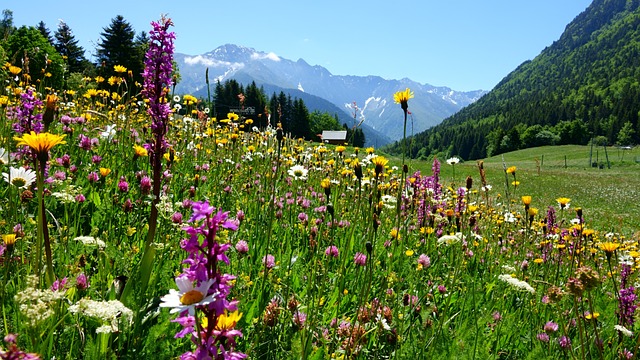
xmin=54 ymin=20 xmax=87 ymax=74
xmin=36 ymin=21 xmax=54 ymax=46
xmin=96 ymin=15 xmax=142 ymax=85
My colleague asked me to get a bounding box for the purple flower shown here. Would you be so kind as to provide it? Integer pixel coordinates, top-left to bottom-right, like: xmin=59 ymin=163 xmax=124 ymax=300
xmin=354 ymin=252 xmax=367 ymax=267
xmin=235 ymin=240 xmax=249 ymax=254
xmin=544 ymin=321 xmax=559 ymax=333
xmin=118 ymin=177 xmax=129 ymax=192
xmin=9 ymin=87 xmax=44 ymax=134
xmin=171 ymin=212 xmax=183 ymax=224
xmin=78 ymin=134 xmax=93 ymax=151
xmin=263 ymin=254 xmax=276 ymax=269
xmin=325 ymin=245 xmax=339 ymax=258
xmin=140 ymin=176 xmax=152 ymax=194
xmin=87 ymin=172 xmax=100 ymax=183
xmin=50 ymin=277 xmax=68 ymax=292
xmin=558 ymin=335 xmax=571 ymax=350
xmin=292 ymin=310 xmax=307 ymax=328
xmin=75 ymin=194 xmax=86 ymax=203
xmin=537 ymin=333 xmax=550 ymax=343
xmin=418 ymin=254 xmax=431 ymax=268
xmin=76 ymin=273 xmax=89 ymax=290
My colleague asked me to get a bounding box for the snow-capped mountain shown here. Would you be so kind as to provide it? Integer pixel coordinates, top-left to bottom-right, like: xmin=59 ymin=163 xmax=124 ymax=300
xmin=174 ymin=44 xmax=487 ymax=142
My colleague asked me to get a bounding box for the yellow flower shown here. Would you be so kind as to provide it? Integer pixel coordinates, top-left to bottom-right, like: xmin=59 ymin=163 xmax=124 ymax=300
xmin=14 ymin=132 xmax=66 ymax=159
xmin=390 ymin=228 xmax=400 ymax=240
xmin=320 ymin=178 xmax=331 ymax=189
xmin=335 ymin=145 xmax=346 ymax=153
xmin=521 ymin=196 xmax=532 ymax=206
xmin=113 ymin=65 xmax=127 ymax=73
xmin=365 ymin=147 xmax=375 ymax=154
xmin=183 ymin=94 xmax=198 ymax=105
xmin=599 ymin=242 xmax=619 ymax=254
xmin=8 ymin=65 xmax=22 ymax=75
xmin=133 ymin=145 xmax=148 ymax=157
xmin=227 ymin=113 xmax=239 ymax=121
xmin=2 ymin=234 xmax=17 ymax=246
xmin=533 ymin=258 xmax=544 ymax=264
xmin=393 ymin=88 xmax=414 ymax=110
xmin=556 ymin=197 xmax=571 ymax=209
xmin=528 ymin=207 xmax=539 ymax=217
xmin=95 ymin=76 xmax=105 ymax=83
xmin=506 ymin=166 xmax=517 ymax=174
xmin=99 ymin=168 xmax=111 ymax=177
xmin=405 ymin=249 xmax=414 ymax=257
xmin=208 ymin=310 xmax=242 ymax=331
xmin=372 ymin=155 xmax=388 ymax=176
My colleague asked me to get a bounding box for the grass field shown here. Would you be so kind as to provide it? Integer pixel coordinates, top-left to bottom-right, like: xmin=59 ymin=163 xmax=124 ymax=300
xmin=406 ymin=145 xmax=640 ymax=237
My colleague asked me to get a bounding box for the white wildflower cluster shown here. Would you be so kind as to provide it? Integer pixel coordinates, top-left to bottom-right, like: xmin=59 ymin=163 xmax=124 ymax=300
xmin=52 ymin=184 xmax=84 ymax=204
xmin=498 ymin=274 xmax=535 ymax=294
xmin=156 ymin=194 xmax=175 ymax=220
xmin=501 ymin=264 xmax=517 ymax=273
xmin=68 ymin=299 xmax=133 ymax=334
xmin=381 ymin=194 xmax=397 ymax=209
xmin=437 ymin=232 xmax=464 ymax=246
xmin=14 ymin=276 xmax=66 ymax=327
xmin=614 ymin=324 xmax=633 ymax=337
xmin=74 ymin=236 xmax=106 ymax=249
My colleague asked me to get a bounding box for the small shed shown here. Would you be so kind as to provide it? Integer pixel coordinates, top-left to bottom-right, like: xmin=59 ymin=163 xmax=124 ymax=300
xmin=321 ymin=130 xmax=347 ymax=145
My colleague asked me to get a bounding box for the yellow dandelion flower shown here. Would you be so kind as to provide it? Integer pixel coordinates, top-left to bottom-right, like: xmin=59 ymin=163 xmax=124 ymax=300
xmin=506 ymin=166 xmax=517 ymax=174
xmin=556 ymin=197 xmax=571 ymax=209
xmin=335 ymin=145 xmax=346 ymax=153
xmin=521 ymin=196 xmax=532 ymax=206
xmin=14 ymin=132 xmax=66 ymax=159
xmin=393 ymin=88 xmax=414 ymax=110
xmin=599 ymin=242 xmax=619 ymax=254
xmin=2 ymin=234 xmax=17 ymax=246
xmin=405 ymin=249 xmax=414 ymax=257
xmin=390 ymin=228 xmax=400 ymax=240
xmin=113 ymin=65 xmax=127 ymax=73
xmin=133 ymin=145 xmax=148 ymax=157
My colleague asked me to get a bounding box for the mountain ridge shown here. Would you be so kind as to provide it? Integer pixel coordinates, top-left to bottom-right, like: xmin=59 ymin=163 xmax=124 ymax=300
xmin=173 ymin=44 xmax=487 ymax=143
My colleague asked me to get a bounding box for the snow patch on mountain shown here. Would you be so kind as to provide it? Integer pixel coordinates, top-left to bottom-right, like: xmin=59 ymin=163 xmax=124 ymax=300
xmin=298 ymin=82 xmax=304 ymax=92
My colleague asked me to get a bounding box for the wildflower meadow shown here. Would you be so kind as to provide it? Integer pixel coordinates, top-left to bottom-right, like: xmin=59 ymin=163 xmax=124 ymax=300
xmin=1 ymin=17 xmax=639 ymax=360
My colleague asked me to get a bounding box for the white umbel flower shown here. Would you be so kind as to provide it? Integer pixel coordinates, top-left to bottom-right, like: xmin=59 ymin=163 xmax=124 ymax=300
xmin=3 ymin=166 xmax=37 ymax=189
xmin=614 ymin=324 xmax=633 ymax=337
xmin=160 ymin=277 xmax=217 ymax=315
xmin=498 ymin=274 xmax=535 ymax=294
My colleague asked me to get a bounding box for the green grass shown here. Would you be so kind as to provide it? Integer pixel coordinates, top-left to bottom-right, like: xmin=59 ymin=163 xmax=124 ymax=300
xmin=403 ymin=145 xmax=640 ymax=236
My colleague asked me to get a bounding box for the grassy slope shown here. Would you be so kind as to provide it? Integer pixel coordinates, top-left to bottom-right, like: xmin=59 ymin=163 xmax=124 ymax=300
xmin=401 ymin=145 xmax=640 ymax=235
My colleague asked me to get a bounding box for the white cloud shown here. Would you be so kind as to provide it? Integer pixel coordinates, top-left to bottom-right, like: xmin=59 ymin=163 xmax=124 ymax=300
xmin=250 ymin=52 xmax=280 ymax=62
xmin=184 ymin=55 xmax=244 ymax=68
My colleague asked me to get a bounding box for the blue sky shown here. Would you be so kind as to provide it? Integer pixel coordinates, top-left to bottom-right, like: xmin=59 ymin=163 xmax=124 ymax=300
xmin=8 ymin=1 xmax=592 ymax=91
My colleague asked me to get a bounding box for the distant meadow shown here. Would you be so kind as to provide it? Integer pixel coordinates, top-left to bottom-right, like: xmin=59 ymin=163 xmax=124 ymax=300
xmin=1 ymin=17 xmax=639 ymax=360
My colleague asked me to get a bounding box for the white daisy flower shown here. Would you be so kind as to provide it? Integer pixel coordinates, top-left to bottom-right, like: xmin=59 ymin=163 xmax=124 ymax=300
xmin=288 ymin=165 xmax=308 ymax=181
xmin=159 ymin=277 xmax=217 ymax=315
xmin=446 ymin=157 xmax=460 ymax=165
xmin=0 ymin=147 xmax=9 ymax=165
xmin=3 ymin=166 xmax=37 ymax=189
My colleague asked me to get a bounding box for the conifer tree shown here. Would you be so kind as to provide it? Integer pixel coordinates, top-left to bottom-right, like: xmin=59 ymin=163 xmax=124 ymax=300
xmin=54 ymin=20 xmax=88 ymax=74
xmin=96 ymin=15 xmax=142 ymax=85
xmin=36 ymin=21 xmax=54 ymax=46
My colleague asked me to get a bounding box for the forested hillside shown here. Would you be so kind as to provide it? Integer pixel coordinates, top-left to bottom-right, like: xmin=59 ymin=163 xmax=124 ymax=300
xmin=386 ymin=0 xmax=640 ymax=160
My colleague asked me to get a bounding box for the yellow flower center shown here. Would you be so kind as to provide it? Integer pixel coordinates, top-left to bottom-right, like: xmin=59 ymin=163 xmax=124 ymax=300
xmin=11 ymin=177 xmax=27 ymax=188
xmin=180 ymin=290 xmax=204 ymax=305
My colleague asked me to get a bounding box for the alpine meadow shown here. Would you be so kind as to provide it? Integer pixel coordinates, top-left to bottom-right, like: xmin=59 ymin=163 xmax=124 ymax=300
xmin=1 ymin=1 xmax=640 ymax=359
